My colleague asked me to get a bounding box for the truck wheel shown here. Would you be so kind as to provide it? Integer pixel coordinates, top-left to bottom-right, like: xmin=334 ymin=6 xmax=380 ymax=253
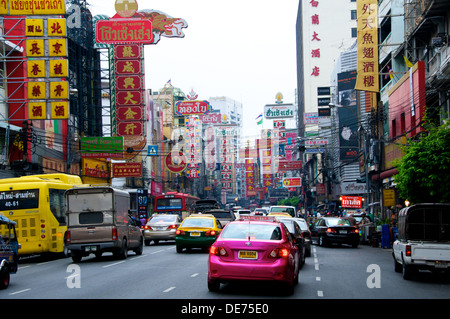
xmin=115 ymin=239 xmax=128 ymax=260
xmin=71 ymin=251 xmax=82 ymax=263
xmin=402 ymin=260 xmax=415 ymax=280
xmin=0 ymin=267 xmax=10 ymax=289
xmin=134 ymin=238 xmax=143 ymax=255
xmin=394 ymin=258 xmax=402 ymax=273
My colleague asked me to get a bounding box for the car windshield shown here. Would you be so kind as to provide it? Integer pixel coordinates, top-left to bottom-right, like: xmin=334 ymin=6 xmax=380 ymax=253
xmin=238 ymin=210 xmax=251 ymax=214
xmin=182 ymin=218 xmax=214 ymax=228
xmin=149 ymin=215 xmax=178 ymax=223
xmin=326 ymin=218 xmax=351 ymax=226
xmin=220 ymin=223 xmax=282 ymax=240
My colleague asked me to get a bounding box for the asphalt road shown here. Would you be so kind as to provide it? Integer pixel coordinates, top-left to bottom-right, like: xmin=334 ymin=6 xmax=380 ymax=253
xmin=2 ymin=241 xmax=449 ymax=302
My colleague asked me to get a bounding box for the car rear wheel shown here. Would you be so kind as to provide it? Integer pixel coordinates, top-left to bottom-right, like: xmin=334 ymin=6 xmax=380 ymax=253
xmin=176 ymin=245 xmax=183 ymax=253
xmin=319 ymin=235 xmax=327 ymax=247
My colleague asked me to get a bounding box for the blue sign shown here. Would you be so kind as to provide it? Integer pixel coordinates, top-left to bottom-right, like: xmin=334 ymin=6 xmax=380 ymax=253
xmin=148 ymin=145 xmax=158 ymax=156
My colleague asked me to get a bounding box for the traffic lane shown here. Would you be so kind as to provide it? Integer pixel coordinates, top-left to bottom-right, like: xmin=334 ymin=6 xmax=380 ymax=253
xmin=209 ymin=257 xmax=319 ymax=299
xmin=1 ymin=243 xmax=210 ymax=299
xmin=313 ymin=244 xmax=450 ymax=299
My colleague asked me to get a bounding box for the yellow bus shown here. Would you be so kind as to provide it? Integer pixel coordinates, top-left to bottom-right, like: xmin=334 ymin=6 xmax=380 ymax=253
xmin=0 ymin=174 xmax=87 ymax=256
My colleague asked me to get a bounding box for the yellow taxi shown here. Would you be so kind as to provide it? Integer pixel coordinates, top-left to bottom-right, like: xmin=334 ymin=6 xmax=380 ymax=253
xmin=175 ymin=214 xmax=223 ymax=253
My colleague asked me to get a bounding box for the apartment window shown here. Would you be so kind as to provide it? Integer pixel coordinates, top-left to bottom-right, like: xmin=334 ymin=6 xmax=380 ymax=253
xmin=351 ymin=10 xmax=357 ymax=20
xmin=351 ymin=28 xmax=357 ymax=38
xmin=392 ymin=119 xmax=397 ymax=138
xmin=400 ymin=113 xmax=405 ymax=134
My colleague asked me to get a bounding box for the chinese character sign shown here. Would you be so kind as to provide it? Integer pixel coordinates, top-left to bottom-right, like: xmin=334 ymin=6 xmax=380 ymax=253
xmin=355 ymin=0 xmax=379 ymax=92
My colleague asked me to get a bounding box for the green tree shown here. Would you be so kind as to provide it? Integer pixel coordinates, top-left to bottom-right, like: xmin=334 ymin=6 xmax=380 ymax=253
xmin=394 ymin=123 xmax=450 ymax=204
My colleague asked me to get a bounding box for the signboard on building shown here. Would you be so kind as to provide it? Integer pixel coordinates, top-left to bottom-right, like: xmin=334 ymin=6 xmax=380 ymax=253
xmin=264 ymin=104 xmax=294 ymax=119
xmin=112 ymin=162 xmax=142 ymax=177
xmin=340 ymin=196 xmax=363 ymax=209
xmin=175 ymin=100 xmax=211 ymax=116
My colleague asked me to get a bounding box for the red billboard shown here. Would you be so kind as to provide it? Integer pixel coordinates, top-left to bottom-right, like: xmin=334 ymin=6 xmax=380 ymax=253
xmin=116 ymin=121 xmax=145 ymax=136
xmin=112 ymin=162 xmax=142 ymax=177
xmin=340 ymin=196 xmax=363 ymax=209
xmin=116 ymin=90 xmax=144 ymax=106
xmin=175 ymin=100 xmax=210 ymax=116
xmin=115 ymin=75 xmax=144 ymax=91
xmin=116 ymin=106 xmax=144 ymax=121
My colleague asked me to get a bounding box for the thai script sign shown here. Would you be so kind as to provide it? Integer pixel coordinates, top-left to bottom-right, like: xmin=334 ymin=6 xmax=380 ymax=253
xmin=264 ymin=104 xmax=294 ymax=119
xmin=215 ymin=126 xmax=238 ymax=136
xmin=175 ymin=100 xmax=211 ymax=116
xmin=340 ymin=196 xmax=363 ymax=209
xmin=200 ymin=113 xmax=221 ymax=124
xmin=80 ymin=137 xmax=124 ymax=158
xmin=95 ymin=19 xmax=153 ymax=44
xmin=7 ymin=0 xmax=65 ymax=15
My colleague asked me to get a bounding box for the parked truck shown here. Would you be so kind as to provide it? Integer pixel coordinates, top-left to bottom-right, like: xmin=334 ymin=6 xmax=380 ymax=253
xmin=66 ymin=187 xmax=143 ymax=262
xmin=393 ymin=203 xmax=450 ymax=279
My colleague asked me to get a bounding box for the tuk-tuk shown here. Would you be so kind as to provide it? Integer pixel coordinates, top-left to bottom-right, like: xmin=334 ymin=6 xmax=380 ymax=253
xmin=0 ymin=214 xmax=20 ymax=289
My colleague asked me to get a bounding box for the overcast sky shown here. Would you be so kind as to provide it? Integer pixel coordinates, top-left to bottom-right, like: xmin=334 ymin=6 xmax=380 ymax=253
xmin=89 ymin=0 xmax=299 ymax=141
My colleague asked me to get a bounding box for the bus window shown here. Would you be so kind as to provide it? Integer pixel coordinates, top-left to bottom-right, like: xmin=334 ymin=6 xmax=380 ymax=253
xmin=49 ymin=189 xmax=66 ymax=225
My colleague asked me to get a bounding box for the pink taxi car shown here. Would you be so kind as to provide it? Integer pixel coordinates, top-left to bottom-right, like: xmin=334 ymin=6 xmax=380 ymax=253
xmin=207 ymin=215 xmax=300 ymax=295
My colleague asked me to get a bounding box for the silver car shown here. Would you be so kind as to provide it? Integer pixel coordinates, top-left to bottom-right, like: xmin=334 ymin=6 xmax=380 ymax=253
xmin=144 ymin=214 xmax=182 ymax=246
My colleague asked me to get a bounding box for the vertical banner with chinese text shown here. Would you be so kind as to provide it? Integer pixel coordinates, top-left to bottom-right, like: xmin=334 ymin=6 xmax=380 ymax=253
xmin=355 ymin=0 xmax=379 ymax=92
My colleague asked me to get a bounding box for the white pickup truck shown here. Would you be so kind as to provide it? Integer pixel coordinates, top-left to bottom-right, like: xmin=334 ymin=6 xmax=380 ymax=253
xmin=393 ymin=203 xmax=450 ymax=279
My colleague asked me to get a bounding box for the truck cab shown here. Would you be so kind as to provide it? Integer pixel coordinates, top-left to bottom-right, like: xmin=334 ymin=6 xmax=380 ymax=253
xmin=393 ymin=203 xmax=450 ymax=279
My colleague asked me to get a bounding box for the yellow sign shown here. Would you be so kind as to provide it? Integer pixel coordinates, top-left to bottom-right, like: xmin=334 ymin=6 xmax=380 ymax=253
xmin=50 ymin=101 xmax=69 ymax=119
xmin=383 ymin=189 xmax=396 ymax=207
xmin=28 ymin=102 xmax=46 ymax=119
xmin=27 ymin=59 xmax=45 ymax=78
xmin=48 ymin=38 xmax=67 ymax=57
xmin=48 ymin=18 xmax=66 ymax=37
xmin=0 ymin=1 xmax=7 ymax=14
xmin=49 ymin=81 xmax=68 ymax=99
xmin=49 ymin=59 xmax=68 ymax=77
xmin=25 ymin=19 xmax=44 ymax=36
xmin=355 ymin=0 xmax=379 ymax=92
xmin=28 ymin=81 xmax=46 ymax=99
xmin=8 ymin=0 xmax=66 ymax=15
xmin=26 ymin=39 xmax=44 ymax=57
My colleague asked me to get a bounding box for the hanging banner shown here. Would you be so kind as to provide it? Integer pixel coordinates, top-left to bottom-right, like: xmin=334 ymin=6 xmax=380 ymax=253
xmin=355 ymin=0 xmax=379 ymax=92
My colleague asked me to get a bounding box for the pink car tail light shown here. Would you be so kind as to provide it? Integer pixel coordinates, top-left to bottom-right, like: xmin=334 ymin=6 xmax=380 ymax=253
xmin=269 ymin=248 xmax=289 ymax=258
xmin=210 ymin=245 xmax=228 ymax=256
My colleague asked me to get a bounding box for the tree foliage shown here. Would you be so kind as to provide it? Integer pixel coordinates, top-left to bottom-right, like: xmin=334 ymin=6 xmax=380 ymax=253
xmin=278 ymin=196 xmax=300 ymax=207
xmin=394 ymin=123 xmax=450 ymax=204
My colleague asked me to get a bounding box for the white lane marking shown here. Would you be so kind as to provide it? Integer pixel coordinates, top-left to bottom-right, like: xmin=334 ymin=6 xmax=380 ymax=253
xmin=318 ymin=290 xmax=324 ymax=297
xmin=151 ymin=249 xmax=165 ymax=255
xmin=315 ymin=264 xmax=319 ymax=270
xmin=163 ymin=286 xmax=176 ymax=293
xmin=102 ymin=260 xmax=126 ymax=268
xmin=9 ymin=288 xmax=31 ymax=295
xmin=191 ymin=273 xmax=199 ymax=277
xmin=316 ymin=277 xmax=321 ymax=281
